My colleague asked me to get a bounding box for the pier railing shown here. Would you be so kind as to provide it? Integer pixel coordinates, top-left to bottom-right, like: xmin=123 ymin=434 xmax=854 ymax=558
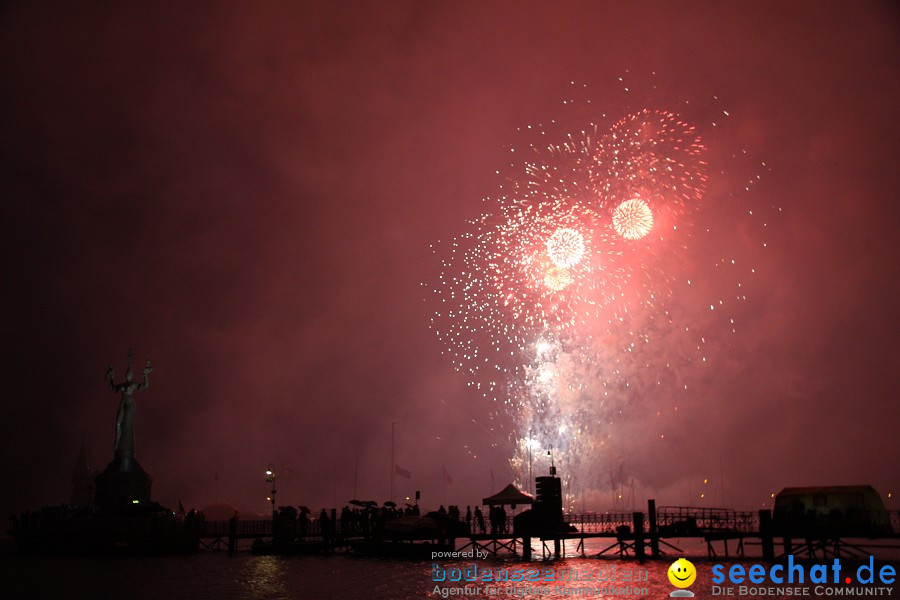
xmin=199 ymin=509 xmax=899 ymax=542
xmin=656 ymin=506 xmax=758 ymax=533
xmin=563 ymin=513 xmax=635 ymax=533
xmin=200 ymin=517 xmax=399 ymax=540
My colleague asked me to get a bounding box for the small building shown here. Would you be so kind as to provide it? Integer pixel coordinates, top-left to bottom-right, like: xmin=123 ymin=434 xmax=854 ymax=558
xmin=773 ymin=485 xmax=891 ymax=536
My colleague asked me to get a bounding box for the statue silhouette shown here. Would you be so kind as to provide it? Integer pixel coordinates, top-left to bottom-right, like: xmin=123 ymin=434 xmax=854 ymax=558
xmin=106 ymin=349 xmax=152 ymax=459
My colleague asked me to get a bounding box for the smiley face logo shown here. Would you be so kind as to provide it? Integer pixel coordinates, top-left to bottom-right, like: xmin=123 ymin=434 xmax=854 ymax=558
xmin=668 ymin=558 xmax=697 ymax=588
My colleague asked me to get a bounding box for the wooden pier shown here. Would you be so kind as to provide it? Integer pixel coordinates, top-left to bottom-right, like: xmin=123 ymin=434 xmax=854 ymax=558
xmin=197 ymin=502 xmax=900 ymax=560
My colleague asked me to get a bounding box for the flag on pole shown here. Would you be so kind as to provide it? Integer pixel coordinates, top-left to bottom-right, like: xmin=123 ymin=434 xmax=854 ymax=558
xmin=394 ymin=464 xmax=411 ymax=479
xmin=442 ymin=466 xmax=453 ymax=485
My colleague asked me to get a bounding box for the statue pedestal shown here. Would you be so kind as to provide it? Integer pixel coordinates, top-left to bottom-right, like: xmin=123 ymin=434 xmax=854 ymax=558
xmin=94 ymin=455 xmax=152 ymax=511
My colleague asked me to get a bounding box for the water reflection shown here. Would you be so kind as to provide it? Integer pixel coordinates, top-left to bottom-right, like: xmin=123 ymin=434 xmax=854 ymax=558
xmin=2 ymin=545 xmax=894 ymax=599
xmin=242 ymin=555 xmax=289 ymax=599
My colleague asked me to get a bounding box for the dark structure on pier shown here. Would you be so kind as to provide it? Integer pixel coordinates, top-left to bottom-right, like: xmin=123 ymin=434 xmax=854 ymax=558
xmin=513 ymin=476 xmax=567 ymax=536
xmin=94 ymin=458 xmax=153 ymax=510
xmin=773 ymin=485 xmax=892 ymax=537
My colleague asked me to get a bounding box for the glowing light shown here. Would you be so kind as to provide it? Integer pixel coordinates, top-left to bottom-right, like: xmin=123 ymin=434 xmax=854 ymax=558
xmin=538 ymin=366 xmax=554 ymax=384
xmin=525 ymin=436 xmax=542 ymax=451
xmin=546 ymin=227 xmax=585 ymax=268
xmin=543 ymin=266 xmax=573 ymax=291
xmin=612 ymin=198 xmax=654 ymax=240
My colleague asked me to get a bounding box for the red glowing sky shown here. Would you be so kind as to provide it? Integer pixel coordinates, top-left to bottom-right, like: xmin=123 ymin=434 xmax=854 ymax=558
xmin=1 ymin=2 xmax=898 ymax=517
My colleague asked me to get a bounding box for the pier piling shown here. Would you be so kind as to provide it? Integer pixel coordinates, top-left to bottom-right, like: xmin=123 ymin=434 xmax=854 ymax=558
xmin=633 ymin=512 xmax=645 ymax=560
xmin=759 ymin=509 xmax=775 ymax=562
xmin=648 ymin=500 xmax=659 ymax=558
xmin=228 ymin=516 xmax=237 ymax=554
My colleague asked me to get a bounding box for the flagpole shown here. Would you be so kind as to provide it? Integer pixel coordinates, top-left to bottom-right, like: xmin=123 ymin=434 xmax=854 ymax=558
xmin=390 ymin=421 xmax=396 ymax=504
xmin=354 ymin=444 xmax=359 ymax=500
xmin=719 ymin=455 xmax=726 ymax=506
xmin=528 ymin=429 xmax=533 ymax=495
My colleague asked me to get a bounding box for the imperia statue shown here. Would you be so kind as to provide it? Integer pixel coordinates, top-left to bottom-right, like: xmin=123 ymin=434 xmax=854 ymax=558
xmin=106 ymin=349 xmax=152 ymax=458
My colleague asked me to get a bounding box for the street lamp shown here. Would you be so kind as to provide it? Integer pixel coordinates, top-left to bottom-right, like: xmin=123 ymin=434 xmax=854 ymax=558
xmin=266 ymin=463 xmax=276 ymax=522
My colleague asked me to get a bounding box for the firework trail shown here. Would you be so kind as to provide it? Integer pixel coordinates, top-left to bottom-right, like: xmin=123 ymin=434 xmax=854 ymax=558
xmin=430 ymin=79 xmax=768 ymax=508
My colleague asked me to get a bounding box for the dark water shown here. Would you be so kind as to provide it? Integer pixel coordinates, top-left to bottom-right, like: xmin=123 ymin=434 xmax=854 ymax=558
xmin=1 ymin=539 xmax=896 ymax=600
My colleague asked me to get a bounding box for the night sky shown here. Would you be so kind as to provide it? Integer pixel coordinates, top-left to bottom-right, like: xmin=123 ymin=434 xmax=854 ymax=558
xmin=1 ymin=1 xmax=898 ymax=520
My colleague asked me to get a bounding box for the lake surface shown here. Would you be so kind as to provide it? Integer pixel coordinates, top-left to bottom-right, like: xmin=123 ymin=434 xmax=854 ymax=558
xmin=1 ymin=538 xmax=896 ymax=599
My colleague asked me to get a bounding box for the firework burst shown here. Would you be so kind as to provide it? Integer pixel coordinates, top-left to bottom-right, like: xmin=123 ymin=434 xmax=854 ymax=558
xmin=429 ymin=79 xmax=768 ymax=508
xmin=591 ymin=108 xmax=708 ymax=241
xmin=546 ymin=227 xmax=586 ymax=269
xmin=612 ymin=198 xmax=654 ymax=240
